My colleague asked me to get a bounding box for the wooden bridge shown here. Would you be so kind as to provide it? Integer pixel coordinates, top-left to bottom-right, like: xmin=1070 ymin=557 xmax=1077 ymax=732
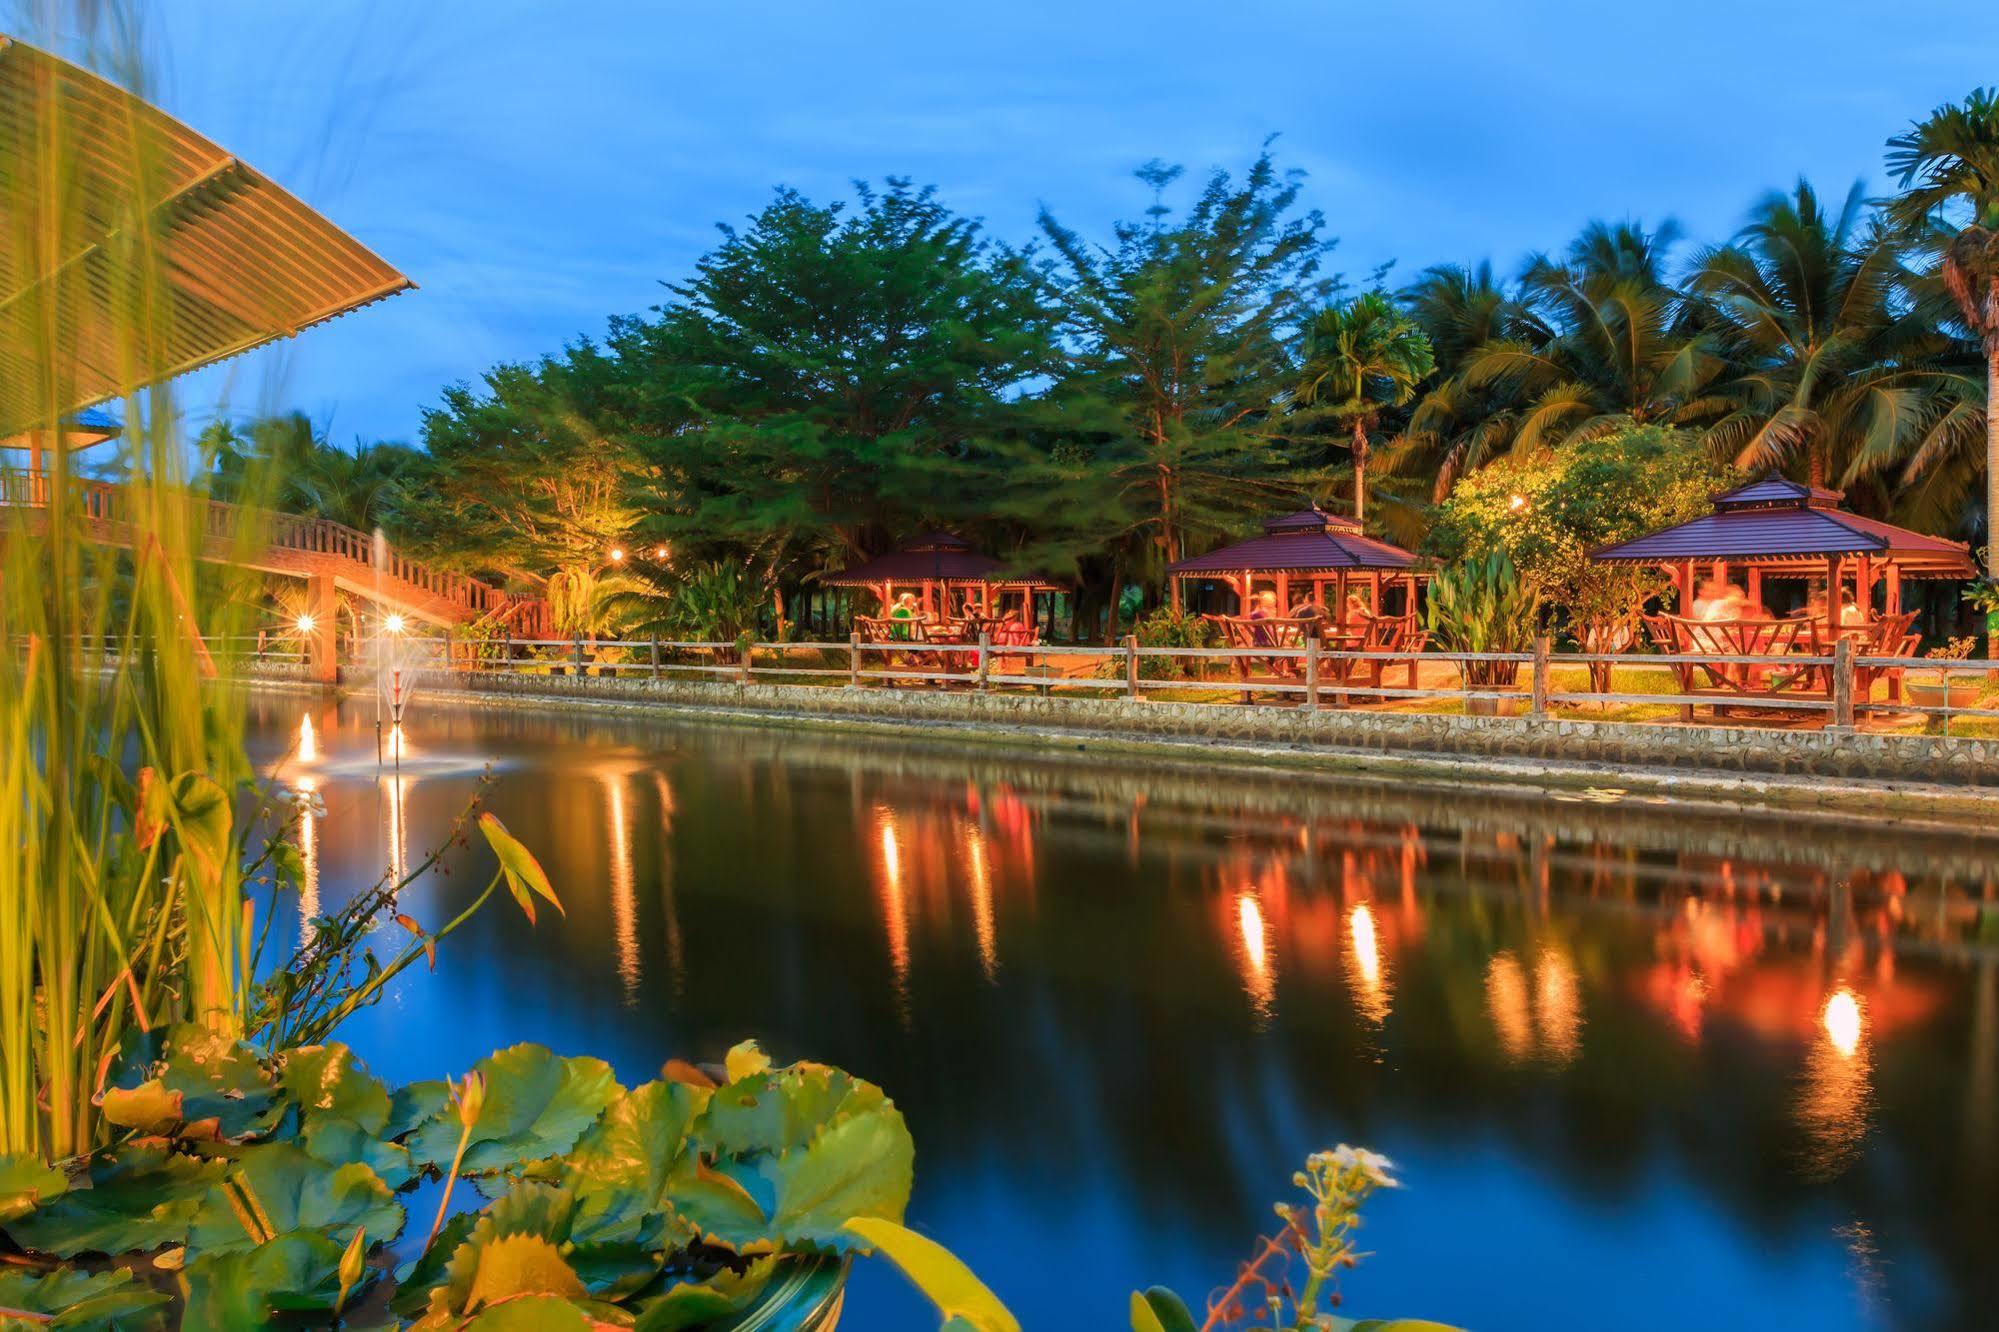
xmin=1 ymin=468 xmax=549 ymax=680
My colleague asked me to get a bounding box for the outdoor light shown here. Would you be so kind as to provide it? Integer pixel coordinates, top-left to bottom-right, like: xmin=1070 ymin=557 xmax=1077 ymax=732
xmin=384 ymin=613 xmax=405 ymax=635
xmin=654 ymin=545 xmax=668 ymax=560
xmin=295 ymin=613 xmax=315 ymax=634
xmin=610 ymin=546 xmax=626 ymax=563
xmin=1508 ymin=494 xmax=1529 ymax=513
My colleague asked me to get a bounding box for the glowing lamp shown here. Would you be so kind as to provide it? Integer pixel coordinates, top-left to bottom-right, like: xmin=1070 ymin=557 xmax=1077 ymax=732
xmin=1508 ymin=494 xmax=1529 ymax=513
xmin=384 ymin=614 xmax=406 ymax=635
xmin=295 ymin=614 xmax=316 ymax=634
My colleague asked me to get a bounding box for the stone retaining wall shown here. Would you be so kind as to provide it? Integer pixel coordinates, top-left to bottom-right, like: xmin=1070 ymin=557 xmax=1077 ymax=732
xmin=357 ymin=668 xmax=1999 ymax=790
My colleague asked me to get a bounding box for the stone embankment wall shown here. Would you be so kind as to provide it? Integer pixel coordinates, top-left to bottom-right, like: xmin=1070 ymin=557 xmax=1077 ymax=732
xmin=337 ymin=668 xmax=1999 ymax=794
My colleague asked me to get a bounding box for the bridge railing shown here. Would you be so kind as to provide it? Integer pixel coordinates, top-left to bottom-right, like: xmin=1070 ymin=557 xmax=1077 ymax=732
xmin=1 ymin=467 xmax=547 ymax=633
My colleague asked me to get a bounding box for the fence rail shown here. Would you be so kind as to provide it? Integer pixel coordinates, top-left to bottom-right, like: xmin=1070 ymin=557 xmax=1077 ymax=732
xmin=303 ymin=630 xmax=1999 ymax=736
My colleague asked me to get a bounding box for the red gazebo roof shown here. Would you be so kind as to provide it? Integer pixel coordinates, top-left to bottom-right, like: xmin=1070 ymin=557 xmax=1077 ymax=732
xmin=819 ymin=532 xmax=1061 ymax=588
xmin=1589 ymin=476 xmax=1975 ymax=577
xmin=1168 ymin=508 xmax=1423 ymax=576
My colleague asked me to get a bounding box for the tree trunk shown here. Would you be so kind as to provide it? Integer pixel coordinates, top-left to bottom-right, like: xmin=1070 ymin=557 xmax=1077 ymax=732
xmin=1808 ymin=445 xmax=1826 ymax=490
xmin=1986 ymin=341 xmax=1998 ymax=657
xmin=1351 ymin=418 xmax=1370 ymax=523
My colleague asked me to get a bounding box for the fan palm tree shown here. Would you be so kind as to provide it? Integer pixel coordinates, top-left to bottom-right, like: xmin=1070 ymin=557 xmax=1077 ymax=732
xmin=1690 ymin=180 xmax=1970 ymax=498
xmin=1887 ymin=88 xmax=1999 ymax=576
xmin=1392 ymin=262 xmax=1530 ymax=497
xmin=1294 ymin=291 xmax=1435 ymax=522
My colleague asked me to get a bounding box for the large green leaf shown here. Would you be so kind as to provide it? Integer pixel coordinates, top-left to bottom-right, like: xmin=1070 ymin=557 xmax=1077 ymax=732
xmin=0 ymin=1153 xmax=69 ymax=1223
xmin=405 ymin=1045 xmax=619 ymax=1175
xmin=764 ymin=1099 xmax=913 ymax=1249
xmin=399 ymin=1184 xmax=601 ymax=1320
xmin=3 ymin=1147 xmax=221 ymax=1257
xmin=1131 ymin=1287 xmax=1198 ymax=1332
xmin=187 ymin=1143 xmax=402 ymax=1253
xmin=700 ymin=1062 xmax=877 ymax=1161
xmin=570 ymin=1080 xmax=709 ymax=1199
xmin=479 ymin=813 xmax=564 ymax=924
xmin=632 ymin=1259 xmax=777 ymax=1331
xmin=843 ymin=1217 xmax=1017 ymax=1332
xmin=0 ymin=1266 xmax=170 ymax=1329
xmin=180 ymin=1230 xmax=352 ymax=1331
xmin=452 ymin=1295 xmax=601 ymax=1330
xmin=280 ymin=1043 xmax=392 ymax=1131
xmin=144 ymin=1027 xmax=285 ymax=1142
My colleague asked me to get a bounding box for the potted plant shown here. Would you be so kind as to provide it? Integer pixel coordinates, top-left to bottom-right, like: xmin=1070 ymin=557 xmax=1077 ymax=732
xmin=1425 ymin=548 xmax=1542 ymax=716
xmin=1908 ymin=636 xmax=1982 ymax=721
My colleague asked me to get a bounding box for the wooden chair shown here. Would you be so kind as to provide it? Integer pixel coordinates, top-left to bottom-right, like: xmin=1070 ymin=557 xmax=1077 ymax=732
xmin=1339 ymin=614 xmax=1429 ymax=701
xmin=1644 ymin=614 xmax=1827 ymax=721
xmin=1204 ymin=614 xmax=1313 ymax=702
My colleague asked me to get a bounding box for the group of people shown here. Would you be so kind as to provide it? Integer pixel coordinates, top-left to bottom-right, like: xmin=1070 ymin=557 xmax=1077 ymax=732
xmin=1689 ymin=576 xmax=1872 ymax=628
xmin=885 ymin=591 xmax=1036 ymax=645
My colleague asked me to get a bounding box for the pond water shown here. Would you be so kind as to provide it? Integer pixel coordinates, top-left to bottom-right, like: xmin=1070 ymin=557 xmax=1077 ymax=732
xmin=249 ymin=695 xmax=1999 ymax=1332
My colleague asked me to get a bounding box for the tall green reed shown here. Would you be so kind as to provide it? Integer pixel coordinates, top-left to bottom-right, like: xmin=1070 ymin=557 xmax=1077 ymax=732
xmin=0 ymin=5 xmax=274 ymax=1160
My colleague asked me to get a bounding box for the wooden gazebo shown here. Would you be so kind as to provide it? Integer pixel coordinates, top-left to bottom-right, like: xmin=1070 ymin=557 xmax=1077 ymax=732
xmin=1167 ymin=507 xmax=1427 ymax=631
xmin=819 ymin=532 xmax=1064 ymax=621
xmin=1589 ymin=476 xmax=1976 ymax=617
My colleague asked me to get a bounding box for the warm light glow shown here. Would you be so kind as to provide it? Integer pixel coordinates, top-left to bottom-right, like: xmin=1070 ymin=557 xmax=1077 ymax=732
xmin=297 ymin=712 xmax=318 ymax=765
xmin=609 ymin=546 xmax=625 ymax=563
xmin=383 ymin=613 xmax=405 ymax=635
xmin=1346 ymin=903 xmax=1391 ymax=1026
xmin=1486 ymin=950 xmax=1533 ymax=1061
xmin=604 ymin=775 xmax=641 ymax=1006
xmin=295 ymin=777 xmax=319 ymax=932
xmin=654 ymin=545 xmax=669 ymax=560
xmin=964 ymin=822 xmax=998 ymax=982
xmin=1236 ymin=891 xmax=1275 ymax=1019
xmin=1508 ymin=493 xmax=1529 ymax=513
xmin=1824 ymin=988 xmax=1863 ymax=1059
xmin=1535 ymin=948 xmax=1583 ymax=1064
xmin=876 ymin=809 xmax=910 ymax=1021
xmin=383 ymin=773 xmax=408 ymax=886
xmin=295 ymin=613 xmax=315 ymax=635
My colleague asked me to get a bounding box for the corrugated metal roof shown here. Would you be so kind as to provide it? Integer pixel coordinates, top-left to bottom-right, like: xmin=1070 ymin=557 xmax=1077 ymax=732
xmin=1591 ymin=474 xmax=1975 ymax=576
xmin=1169 ymin=508 xmax=1421 ymax=575
xmin=820 ymin=534 xmax=1062 ymax=587
xmin=0 ymin=35 xmax=413 ymax=437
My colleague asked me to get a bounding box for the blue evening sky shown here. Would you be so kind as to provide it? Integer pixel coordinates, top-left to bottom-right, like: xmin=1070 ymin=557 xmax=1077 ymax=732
xmin=115 ymin=0 xmax=1999 ymax=445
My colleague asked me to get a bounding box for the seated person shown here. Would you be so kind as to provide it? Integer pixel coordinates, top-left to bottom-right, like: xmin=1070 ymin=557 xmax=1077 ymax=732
xmin=888 ymin=592 xmax=920 ymax=640
xmin=1691 ymin=578 xmax=1748 ymax=622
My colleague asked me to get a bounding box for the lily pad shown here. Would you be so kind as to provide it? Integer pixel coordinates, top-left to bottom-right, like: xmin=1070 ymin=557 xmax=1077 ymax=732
xmin=405 ymin=1045 xmax=619 ymax=1176
xmin=633 ymin=1258 xmax=777 ymax=1331
xmin=0 ymin=1266 xmax=170 ymax=1329
xmin=180 ymin=1229 xmax=352 ymax=1330
xmin=3 ymin=1147 xmax=221 ymax=1257
xmin=0 ymin=1152 xmax=69 ymax=1223
xmin=280 ymin=1043 xmax=392 ymax=1131
xmin=187 ymin=1143 xmax=402 ymax=1253
xmin=764 ymin=1102 xmax=913 ymax=1249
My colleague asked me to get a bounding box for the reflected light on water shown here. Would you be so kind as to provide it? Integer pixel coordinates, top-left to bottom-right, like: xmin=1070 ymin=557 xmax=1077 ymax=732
xmin=382 ymin=772 xmax=408 ymax=885
xmin=1236 ymin=891 xmax=1275 ymax=1020
xmin=1487 ymin=950 xmax=1533 ymax=1062
xmin=876 ymin=809 xmax=911 ymax=1020
xmin=1799 ymin=985 xmax=1872 ymax=1180
xmin=651 ymin=773 xmax=684 ymax=995
xmin=1346 ymin=903 xmax=1391 ymax=1026
xmin=964 ymin=822 xmax=998 ymax=982
xmin=295 ymin=777 xmax=319 ymax=932
xmin=603 ymin=775 xmax=641 ymax=1006
xmin=1535 ymin=948 xmax=1583 ymax=1064
xmin=297 ymin=712 xmax=318 ymax=765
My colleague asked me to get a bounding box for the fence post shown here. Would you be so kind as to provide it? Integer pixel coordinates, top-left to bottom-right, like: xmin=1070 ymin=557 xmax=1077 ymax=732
xmin=1303 ymin=633 xmax=1320 ymax=712
xmin=739 ymin=641 xmax=753 ymax=685
xmin=572 ymin=635 xmax=584 ymax=677
xmin=1530 ymin=635 xmax=1551 ymax=719
xmin=650 ymin=636 xmax=661 ymax=680
xmin=977 ymin=631 xmax=991 ymax=691
xmin=499 ymin=627 xmax=510 ymax=674
xmin=848 ymin=632 xmax=862 ymax=689
xmin=1125 ymin=634 xmax=1140 ymax=699
xmin=1831 ymin=636 xmax=1855 ymax=731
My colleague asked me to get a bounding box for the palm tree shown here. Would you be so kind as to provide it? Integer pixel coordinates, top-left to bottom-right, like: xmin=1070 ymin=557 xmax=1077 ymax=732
xmin=1887 ymin=88 xmax=1999 ymax=577
xmin=1294 ymin=291 xmax=1435 ymax=522
xmin=1392 ymin=262 xmax=1529 ymax=497
xmin=1690 ymin=180 xmax=1969 ymax=497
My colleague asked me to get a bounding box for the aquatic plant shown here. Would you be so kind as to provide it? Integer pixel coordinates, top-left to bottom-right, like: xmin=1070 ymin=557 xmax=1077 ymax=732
xmin=0 ymin=1032 xmax=1005 ymax=1330
xmin=1129 ymin=1146 xmax=1456 ymax=1332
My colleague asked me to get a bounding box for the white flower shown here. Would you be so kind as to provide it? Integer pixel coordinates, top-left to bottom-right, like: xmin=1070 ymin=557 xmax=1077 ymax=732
xmin=1330 ymin=1144 xmax=1400 ymax=1189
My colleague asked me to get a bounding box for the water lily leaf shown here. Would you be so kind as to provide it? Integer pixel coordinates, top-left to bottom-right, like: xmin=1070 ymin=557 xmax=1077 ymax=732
xmin=302 ymin=1115 xmax=418 ymax=1191
xmin=723 ymin=1040 xmax=770 ymax=1083
xmin=699 ymin=1062 xmax=879 ymax=1161
xmin=660 ymin=1159 xmax=770 ymax=1252
xmin=180 ymin=1229 xmax=352 ymax=1330
xmin=406 ymin=1045 xmax=618 ymax=1175
xmin=843 ymin=1217 xmax=1017 ymax=1332
xmin=4 ymin=1147 xmax=221 ymax=1257
xmin=387 ymin=1079 xmax=451 ymax=1139
xmin=632 ymin=1258 xmax=777 ymax=1331
xmin=1131 ymin=1287 xmax=1198 ymax=1332
xmin=764 ymin=1100 xmax=913 ymax=1248
xmin=571 ymin=1081 xmax=708 ymax=1202
xmin=0 ymin=1152 xmax=70 ymax=1223
xmin=463 ymin=1232 xmax=587 ymax=1310
xmin=98 ymin=1080 xmax=184 ymax=1134
xmin=280 ymin=1044 xmax=391 ymax=1132
xmin=452 ymin=1295 xmax=601 ymax=1331
xmin=478 ymin=813 xmax=563 ymax=924
xmin=188 ymin=1143 xmax=402 ymax=1254
xmin=399 ymin=1184 xmax=599 ymax=1319
xmin=0 ymin=1266 xmax=170 ymax=1329
xmin=151 ymin=1027 xmax=284 ymax=1142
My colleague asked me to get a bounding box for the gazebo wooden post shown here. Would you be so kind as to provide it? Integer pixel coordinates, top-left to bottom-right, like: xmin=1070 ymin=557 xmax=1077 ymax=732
xmin=1825 ymin=555 xmax=1841 ymax=616
xmin=1746 ymin=567 xmax=1762 ymax=611
xmin=1855 ymin=555 xmax=1875 ymax=619
xmin=1275 ymin=572 xmax=1290 ymax=613
xmin=1240 ymin=569 xmax=1254 ymax=615
xmin=1886 ymin=563 xmax=1902 ymax=615
xmin=1367 ymin=572 xmax=1381 ymax=615
xmin=1679 ymin=561 xmax=1695 ymax=610
xmin=1334 ymin=571 xmax=1349 ymax=631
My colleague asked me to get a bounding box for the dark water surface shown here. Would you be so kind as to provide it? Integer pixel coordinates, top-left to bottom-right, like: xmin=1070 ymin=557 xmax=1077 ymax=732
xmin=248 ymin=696 xmax=1999 ymax=1331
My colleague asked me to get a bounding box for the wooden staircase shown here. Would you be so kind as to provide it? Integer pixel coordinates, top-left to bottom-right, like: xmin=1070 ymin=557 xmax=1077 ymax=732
xmin=0 ymin=468 xmax=550 ymax=637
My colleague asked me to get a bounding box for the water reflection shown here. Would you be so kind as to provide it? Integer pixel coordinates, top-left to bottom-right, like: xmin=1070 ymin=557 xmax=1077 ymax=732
xmin=248 ymin=700 xmax=1999 ymax=1332
xmin=295 ymin=776 xmax=319 ymax=930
